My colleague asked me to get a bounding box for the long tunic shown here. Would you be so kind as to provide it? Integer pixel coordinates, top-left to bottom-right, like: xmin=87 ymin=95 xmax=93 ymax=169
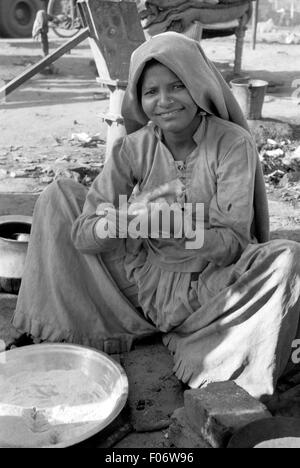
xmin=12 ymin=117 xmax=300 ymax=399
xmin=71 ymin=115 xmax=257 ymax=331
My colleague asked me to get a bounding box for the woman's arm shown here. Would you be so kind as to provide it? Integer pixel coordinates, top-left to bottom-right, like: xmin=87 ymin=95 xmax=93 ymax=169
xmin=186 ymin=136 xmax=257 ymax=266
xmin=71 ymin=137 xmax=136 ymax=253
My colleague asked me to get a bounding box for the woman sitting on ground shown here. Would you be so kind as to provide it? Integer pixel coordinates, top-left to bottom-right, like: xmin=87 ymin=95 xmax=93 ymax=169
xmin=9 ymin=32 xmax=300 ymax=400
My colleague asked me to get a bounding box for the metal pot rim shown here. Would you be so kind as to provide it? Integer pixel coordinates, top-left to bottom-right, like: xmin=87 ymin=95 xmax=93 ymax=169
xmin=0 ymin=215 xmax=33 ymax=225
xmin=0 ymin=215 xmax=32 ymax=244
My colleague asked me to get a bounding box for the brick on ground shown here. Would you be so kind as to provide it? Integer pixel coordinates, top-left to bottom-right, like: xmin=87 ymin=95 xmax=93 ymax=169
xmin=184 ymin=381 xmax=271 ymax=448
xmin=168 ymin=407 xmax=212 ymax=449
xmin=0 ymin=293 xmax=17 ymax=346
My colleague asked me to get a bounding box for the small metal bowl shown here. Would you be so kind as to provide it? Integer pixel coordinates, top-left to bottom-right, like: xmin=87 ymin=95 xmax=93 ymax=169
xmin=0 ymin=343 xmax=129 ymax=448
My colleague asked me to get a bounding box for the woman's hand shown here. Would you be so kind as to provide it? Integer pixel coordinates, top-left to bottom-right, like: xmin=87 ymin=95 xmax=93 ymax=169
xmin=131 ymin=178 xmax=185 ymax=208
xmin=94 ymin=178 xmax=186 ymax=239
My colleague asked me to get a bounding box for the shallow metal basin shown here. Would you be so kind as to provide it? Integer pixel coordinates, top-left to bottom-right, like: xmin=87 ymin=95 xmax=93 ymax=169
xmin=0 ymin=343 xmax=128 ymax=448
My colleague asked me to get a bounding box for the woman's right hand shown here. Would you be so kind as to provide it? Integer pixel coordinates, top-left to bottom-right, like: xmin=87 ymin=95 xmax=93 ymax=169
xmin=131 ymin=178 xmax=185 ymax=208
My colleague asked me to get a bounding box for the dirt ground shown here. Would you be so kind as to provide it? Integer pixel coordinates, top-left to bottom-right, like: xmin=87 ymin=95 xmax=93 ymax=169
xmin=0 ymin=28 xmax=300 ymax=448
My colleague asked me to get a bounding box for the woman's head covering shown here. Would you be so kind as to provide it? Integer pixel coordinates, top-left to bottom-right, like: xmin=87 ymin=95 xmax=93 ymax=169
xmin=121 ymin=32 xmax=269 ymax=243
xmin=122 ymin=31 xmax=248 ymax=133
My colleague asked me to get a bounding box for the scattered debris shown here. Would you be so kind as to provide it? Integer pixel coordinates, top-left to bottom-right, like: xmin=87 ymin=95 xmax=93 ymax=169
xmin=249 ymin=121 xmax=294 ymax=150
xmin=10 ymin=170 xmax=27 ymax=178
xmin=55 ymin=155 xmax=72 ymax=163
xmin=0 ymin=125 xmax=299 ymax=200
xmin=9 ymin=146 xmax=22 ymax=152
xmin=294 ymin=146 xmax=300 ymax=158
xmin=256 ymin=19 xmax=300 ymax=44
xmin=40 ymin=176 xmax=54 ymax=184
xmin=53 ymin=136 xmax=64 ymax=145
xmin=279 ymin=172 xmax=300 ymax=187
xmin=71 ymin=132 xmax=105 ymax=148
xmin=259 ymin=136 xmax=300 ymax=202
xmin=0 ymin=131 xmax=105 ymax=190
xmin=266 ymin=138 xmax=277 ymax=147
xmin=265 ymin=148 xmax=285 ymax=158
xmin=266 ymin=169 xmax=286 ymax=185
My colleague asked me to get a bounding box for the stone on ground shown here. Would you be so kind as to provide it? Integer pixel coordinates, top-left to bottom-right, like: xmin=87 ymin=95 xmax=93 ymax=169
xmin=184 ymin=381 xmax=271 ymax=448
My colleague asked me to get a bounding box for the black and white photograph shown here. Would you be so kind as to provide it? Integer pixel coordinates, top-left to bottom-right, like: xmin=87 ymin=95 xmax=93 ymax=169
xmin=0 ymin=0 xmax=300 ymax=451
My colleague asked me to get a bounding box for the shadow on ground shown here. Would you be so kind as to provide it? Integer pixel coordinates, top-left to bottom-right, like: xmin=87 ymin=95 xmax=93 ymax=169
xmin=1 ymin=88 xmax=107 ymax=109
xmin=0 ymin=51 xmax=96 ymax=87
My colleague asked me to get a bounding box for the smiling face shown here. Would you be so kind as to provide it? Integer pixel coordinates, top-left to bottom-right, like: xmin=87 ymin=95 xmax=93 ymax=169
xmin=140 ymin=61 xmax=199 ymax=137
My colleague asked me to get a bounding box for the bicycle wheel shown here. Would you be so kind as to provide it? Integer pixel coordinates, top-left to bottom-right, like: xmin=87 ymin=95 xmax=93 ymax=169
xmin=47 ymin=0 xmax=81 ymax=38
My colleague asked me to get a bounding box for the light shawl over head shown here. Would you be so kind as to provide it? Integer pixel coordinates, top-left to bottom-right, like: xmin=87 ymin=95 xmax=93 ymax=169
xmin=121 ymin=32 xmax=269 ymax=243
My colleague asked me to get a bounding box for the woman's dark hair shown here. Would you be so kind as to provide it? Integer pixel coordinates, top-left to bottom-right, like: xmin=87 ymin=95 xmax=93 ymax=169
xmin=137 ymin=58 xmax=161 ymax=102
